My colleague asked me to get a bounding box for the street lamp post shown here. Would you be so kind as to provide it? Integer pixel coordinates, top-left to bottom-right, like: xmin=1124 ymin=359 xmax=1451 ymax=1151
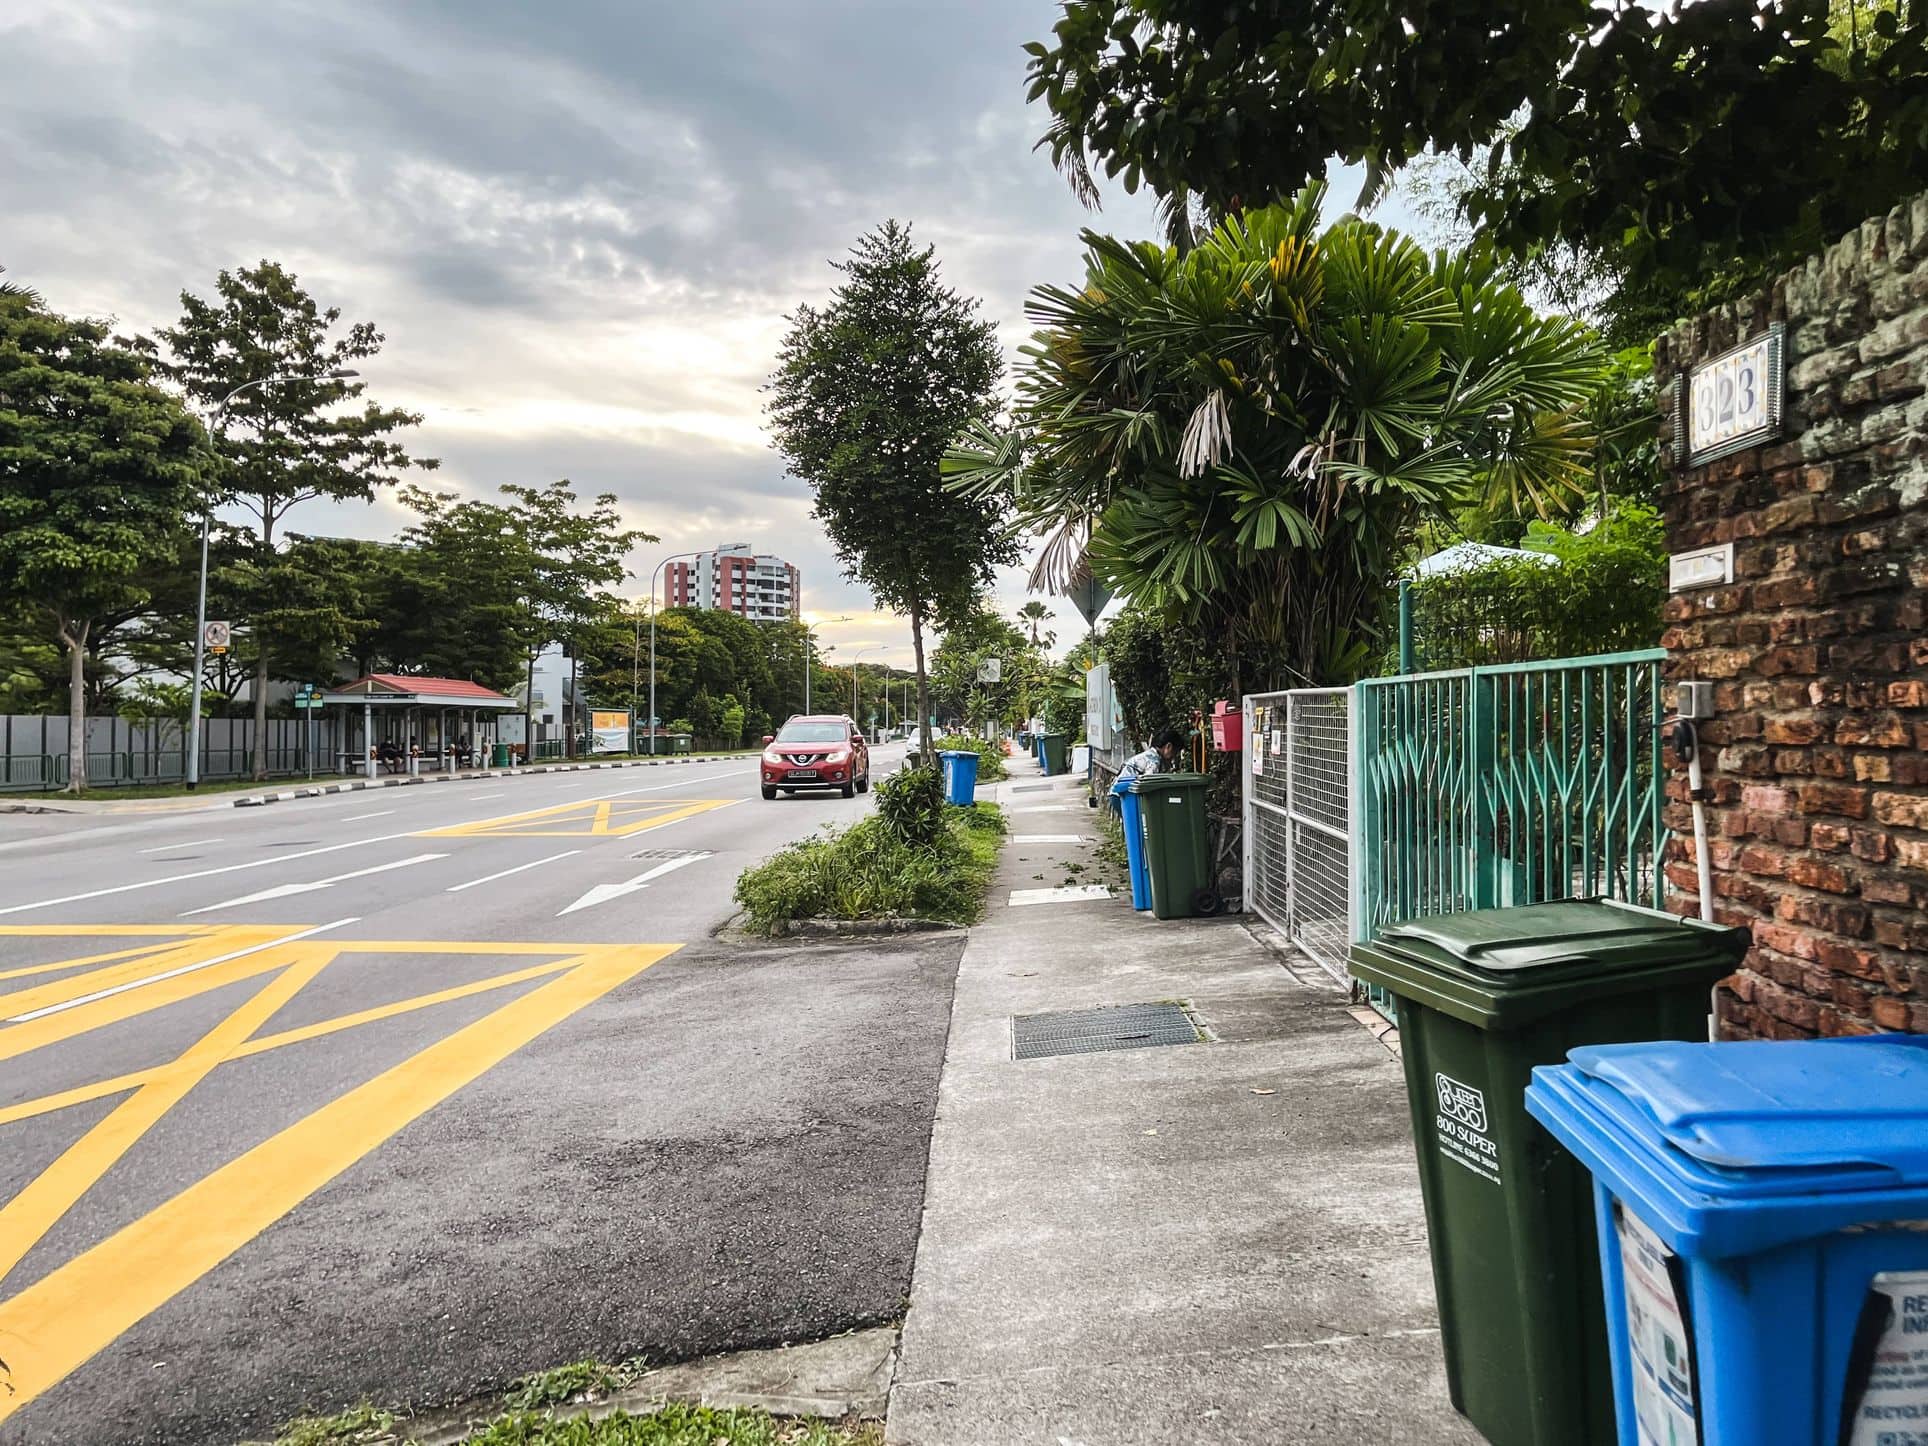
xmin=186 ymin=368 xmax=358 ymax=789
xmin=802 ymin=614 xmax=849 ymax=716
xmin=647 ymin=545 xmax=744 ymax=754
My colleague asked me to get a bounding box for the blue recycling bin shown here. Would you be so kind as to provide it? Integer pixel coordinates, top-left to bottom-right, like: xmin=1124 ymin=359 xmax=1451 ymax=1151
xmin=1526 ymin=1035 xmax=1928 ymax=1446
xmin=1109 ymin=775 xmax=1151 ymax=911
xmin=938 ymin=749 xmax=979 ymax=806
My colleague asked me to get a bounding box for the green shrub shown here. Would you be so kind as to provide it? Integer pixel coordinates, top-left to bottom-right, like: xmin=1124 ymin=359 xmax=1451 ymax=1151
xmin=932 ymin=734 xmax=1009 ymax=782
xmin=733 ymin=801 xmax=1004 ymax=935
xmin=874 ymin=763 xmax=946 ymax=847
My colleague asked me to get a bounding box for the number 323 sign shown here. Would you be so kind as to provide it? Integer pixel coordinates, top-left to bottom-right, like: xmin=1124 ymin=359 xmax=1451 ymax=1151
xmin=1674 ymin=324 xmax=1785 ymax=467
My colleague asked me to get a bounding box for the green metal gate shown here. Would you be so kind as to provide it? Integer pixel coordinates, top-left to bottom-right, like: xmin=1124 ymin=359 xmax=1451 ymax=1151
xmin=1349 ymin=648 xmax=1669 ymax=1014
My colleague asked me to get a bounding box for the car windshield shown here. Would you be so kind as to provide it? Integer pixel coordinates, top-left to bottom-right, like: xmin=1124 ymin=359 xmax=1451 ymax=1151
xmin=776 ymin=722 xmax=847 ymax=744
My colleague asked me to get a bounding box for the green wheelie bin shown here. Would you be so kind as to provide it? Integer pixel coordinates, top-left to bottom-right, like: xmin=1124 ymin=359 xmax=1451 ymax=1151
xmin=1130 ymin=772 xmax=1221 ymax=919
xmin=1348 ymin=900 xmax=1747 ymax=1446
xmin=1037 ymin=732 xmax=1070 ymax=776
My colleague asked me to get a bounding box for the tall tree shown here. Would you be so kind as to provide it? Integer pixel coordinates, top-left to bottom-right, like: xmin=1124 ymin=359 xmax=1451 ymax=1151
xmin=767 ymin=222 xmax=1016 ymax=758
xmin=0 ymin=293 xmax=206 ymax=790
xmin=499 ymin=480 xmax=652 ymax=756
xmin=155 ymin=260 xmax=436 ymax=778
xmin=1016 ymin=600 xmax=1055 ymax=649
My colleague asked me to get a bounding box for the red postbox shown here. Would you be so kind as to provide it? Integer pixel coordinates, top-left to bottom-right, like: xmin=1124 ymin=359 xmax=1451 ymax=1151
xmin=1210 ymin=699 xmax=1242 ymax=753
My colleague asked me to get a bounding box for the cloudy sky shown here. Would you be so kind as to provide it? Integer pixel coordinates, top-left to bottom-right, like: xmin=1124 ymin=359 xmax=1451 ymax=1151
xmin=3 ymin=3 xmax=1393 ymax=670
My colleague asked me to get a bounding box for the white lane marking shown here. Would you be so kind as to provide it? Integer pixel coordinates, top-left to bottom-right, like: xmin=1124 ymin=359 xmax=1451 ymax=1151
xmin=1008 ymin=885 xmax=1113 ymax=906
xmin=339 ymin=810 xmax=394 ymax=822
xmin=179 ymin=853 xmax=450 ymax=916
xmin=0 ymin=766 xmax=752 ymax=916
xmin=447 ymin=849 xmax=581 ymax=893
xmin=138 ymin=838 xmax=224 ymax=853
xmin=469 ymin=792 xmax=505 ymax=800
xmin=1013 ymin=834 xmax=1096 ymax=843
xmin=4 ymin=918 xmax=359 ymax=1024
xmin=558 ymin=852 xmax=711 ymax=916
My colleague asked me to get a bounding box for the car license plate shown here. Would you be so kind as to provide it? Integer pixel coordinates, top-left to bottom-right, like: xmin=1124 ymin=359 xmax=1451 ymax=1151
xmin=791 ymin=769 xmax=818 ymax=779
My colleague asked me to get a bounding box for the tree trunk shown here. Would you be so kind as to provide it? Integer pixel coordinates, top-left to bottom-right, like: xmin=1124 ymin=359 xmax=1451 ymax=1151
xmin=909 ymin=598 xmax=933 ymax=767
xmin=524 ymin=646 xmax=537 ymax=764
xmin=565 ymin=646 xmax=578 ymax=759
xmin=61 ymin=619 xmax=89 ymax=794
xmin=250 ymin=647 xmax=270 ymax=781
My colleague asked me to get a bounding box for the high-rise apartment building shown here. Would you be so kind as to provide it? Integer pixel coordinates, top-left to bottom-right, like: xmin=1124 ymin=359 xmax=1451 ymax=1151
xmin=664 ymin=545 xmax=801 ymax=623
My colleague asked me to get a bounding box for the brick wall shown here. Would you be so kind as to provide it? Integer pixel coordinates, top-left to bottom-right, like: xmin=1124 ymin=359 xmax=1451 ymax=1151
xmin=1653 ymin=193 xmax=1928 ymax=1040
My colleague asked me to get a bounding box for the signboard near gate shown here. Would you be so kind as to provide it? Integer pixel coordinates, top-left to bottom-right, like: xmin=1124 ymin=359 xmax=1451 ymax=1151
xmin=591 ymin=709 xmax=630 ymax=755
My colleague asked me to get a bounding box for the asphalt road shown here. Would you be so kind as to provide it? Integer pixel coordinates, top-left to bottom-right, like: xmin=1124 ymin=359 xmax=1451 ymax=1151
xmin=0 ymin=745 xmax=964 ymax=1445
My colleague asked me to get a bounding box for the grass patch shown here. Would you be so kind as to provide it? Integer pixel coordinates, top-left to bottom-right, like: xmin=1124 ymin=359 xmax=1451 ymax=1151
xmin=19 ymin=776 xmax=294 ymax=801
xmin=264 ymin=1403 xmax=396 ymax=1445
xmin=263 ymin=1400 xmax=877 ymax=1446
xmin=734 ymin=792 xmax=1005 ymax=937
xmin=466 ymin=1404 xmax=880 ymax=1445
xmin=502 ymin=1359 xmax=635 ymax=1411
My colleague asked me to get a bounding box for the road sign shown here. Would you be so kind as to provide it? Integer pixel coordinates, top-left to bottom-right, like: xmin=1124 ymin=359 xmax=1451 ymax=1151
xmin=203 ymin=620 xmax=231 ymax=655
xmin=294 ymin=695 xmax=324 ymax=710
xmin=1065 ymin=577 xmax=1112 ymax=628
xmin=976 ymin=657 xmax=1002 ymax=683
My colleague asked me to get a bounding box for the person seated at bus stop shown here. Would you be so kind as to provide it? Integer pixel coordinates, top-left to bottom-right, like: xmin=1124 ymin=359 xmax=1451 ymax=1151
xmin=376 ymin=738 xmax=402 ymax=773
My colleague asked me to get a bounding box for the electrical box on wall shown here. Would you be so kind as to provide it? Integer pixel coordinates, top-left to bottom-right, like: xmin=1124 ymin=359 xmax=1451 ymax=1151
xmin=1668 ymin=542 xmax=1734 ymax=592
xmin=1674 ymin=681 xmax=1717 ymax=720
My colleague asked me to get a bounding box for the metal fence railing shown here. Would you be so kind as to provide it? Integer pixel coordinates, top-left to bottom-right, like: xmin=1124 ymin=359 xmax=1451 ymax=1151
xmin=1 ymin=715 xmax=336 ymax=792
xmin=1246 ymin=647 xmax=1669 ymax=1018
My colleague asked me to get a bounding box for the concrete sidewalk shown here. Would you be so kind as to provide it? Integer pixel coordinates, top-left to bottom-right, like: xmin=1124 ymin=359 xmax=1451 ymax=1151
xmin=888 ymin=755 xmax=1480 ymax=1445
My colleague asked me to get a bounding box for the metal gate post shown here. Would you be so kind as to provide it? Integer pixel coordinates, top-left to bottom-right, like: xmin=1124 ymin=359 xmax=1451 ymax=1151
xmin=1241 ymin=693 xmax=1255 ymax=913
xmin=1348 ymin=681 xmax=1368 ymax=944
xmin=1282 ymin=696 xmax=1297 ymax=929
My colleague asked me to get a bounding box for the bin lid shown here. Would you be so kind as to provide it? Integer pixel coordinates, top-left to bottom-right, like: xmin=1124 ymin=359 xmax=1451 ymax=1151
xmin=1130 ymin=771 xmax=1210 ymax=795
xmin=1567 ymin=1035 xmax=1928 ymax=1192
xmin=1351 ymin=899 xmax=1746 ymax=1028
xmin=937 ymin=749 xmax=975 ymax=760
xmin=1381 ymin=899 xmax=1744 ymax=975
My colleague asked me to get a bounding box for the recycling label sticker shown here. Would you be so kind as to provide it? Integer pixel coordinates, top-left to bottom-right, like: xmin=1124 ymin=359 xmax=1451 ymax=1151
xmin=1615 ymin=1205 xmax=1700 ymax=1446
xmin=1432 ymin=1072 xmax=1500 ymax=1185
xmin=1843 ymin=1269 xmax=1928 ymax=1446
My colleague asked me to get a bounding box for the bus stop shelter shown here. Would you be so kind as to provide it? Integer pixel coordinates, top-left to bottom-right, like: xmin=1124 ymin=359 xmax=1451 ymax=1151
xmin=321 ymin=674 xmax=519 ymax=779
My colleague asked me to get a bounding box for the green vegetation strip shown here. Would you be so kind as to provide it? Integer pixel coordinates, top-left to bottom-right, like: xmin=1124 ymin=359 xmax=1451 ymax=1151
xmin=264 ymin=1401 xmax=877 ymax=1446
xmin=735 ymin=766 xmax=1005 ymax=936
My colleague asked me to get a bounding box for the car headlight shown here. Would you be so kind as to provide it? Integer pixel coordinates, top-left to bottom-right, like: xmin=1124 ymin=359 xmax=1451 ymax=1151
xmin=763 ymin=750 xmax=782 ymax=764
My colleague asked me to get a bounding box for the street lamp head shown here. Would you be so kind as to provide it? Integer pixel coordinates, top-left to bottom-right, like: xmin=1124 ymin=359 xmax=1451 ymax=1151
xmin=326 ymin=368 xmax=360 ymax=379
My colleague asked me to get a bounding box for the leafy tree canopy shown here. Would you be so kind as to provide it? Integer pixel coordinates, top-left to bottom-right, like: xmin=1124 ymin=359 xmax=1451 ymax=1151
xmin=1028 ymin=0 xmax=1926 ymax=313
xmin=0 ymin=292 xmax=207 ymax=787
xmin=946 ymin=189 xmax=1604 ymax=690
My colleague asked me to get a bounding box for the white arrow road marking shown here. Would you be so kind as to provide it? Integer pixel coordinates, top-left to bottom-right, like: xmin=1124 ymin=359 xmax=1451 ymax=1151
xmin=557 ymin=852 xmax=711 ymax=917
xmin=179 ymin=853 xmax=448 ymax=916
xmin=5 ymin=918 xmax=360 ymax=1024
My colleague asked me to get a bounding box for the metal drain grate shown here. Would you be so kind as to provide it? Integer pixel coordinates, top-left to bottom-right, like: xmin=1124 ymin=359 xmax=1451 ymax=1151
xmin=628 ymin=847 xmax=706 ymax=861
xmin=1011 ymin=1002 xmax=1202 ymax=1060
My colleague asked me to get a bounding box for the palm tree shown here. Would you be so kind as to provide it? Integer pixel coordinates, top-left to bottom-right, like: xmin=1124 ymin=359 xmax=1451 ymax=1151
xmin=0 ymin=264 xmax=39 ymax=302
xmin=1017 ymin=600 xmax=1054 ymax=648
xmin=945 ymin=184 xmax=1603 ymax=691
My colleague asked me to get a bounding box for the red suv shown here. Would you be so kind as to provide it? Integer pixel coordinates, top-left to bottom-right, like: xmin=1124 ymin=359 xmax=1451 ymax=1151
xmin=760 ymin=715 xmax=870 ymax=799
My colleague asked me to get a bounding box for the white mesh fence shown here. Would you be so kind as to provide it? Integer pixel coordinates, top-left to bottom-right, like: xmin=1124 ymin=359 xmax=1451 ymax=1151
xmin=1245 ymin=688 xmax=1352 ymax=983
